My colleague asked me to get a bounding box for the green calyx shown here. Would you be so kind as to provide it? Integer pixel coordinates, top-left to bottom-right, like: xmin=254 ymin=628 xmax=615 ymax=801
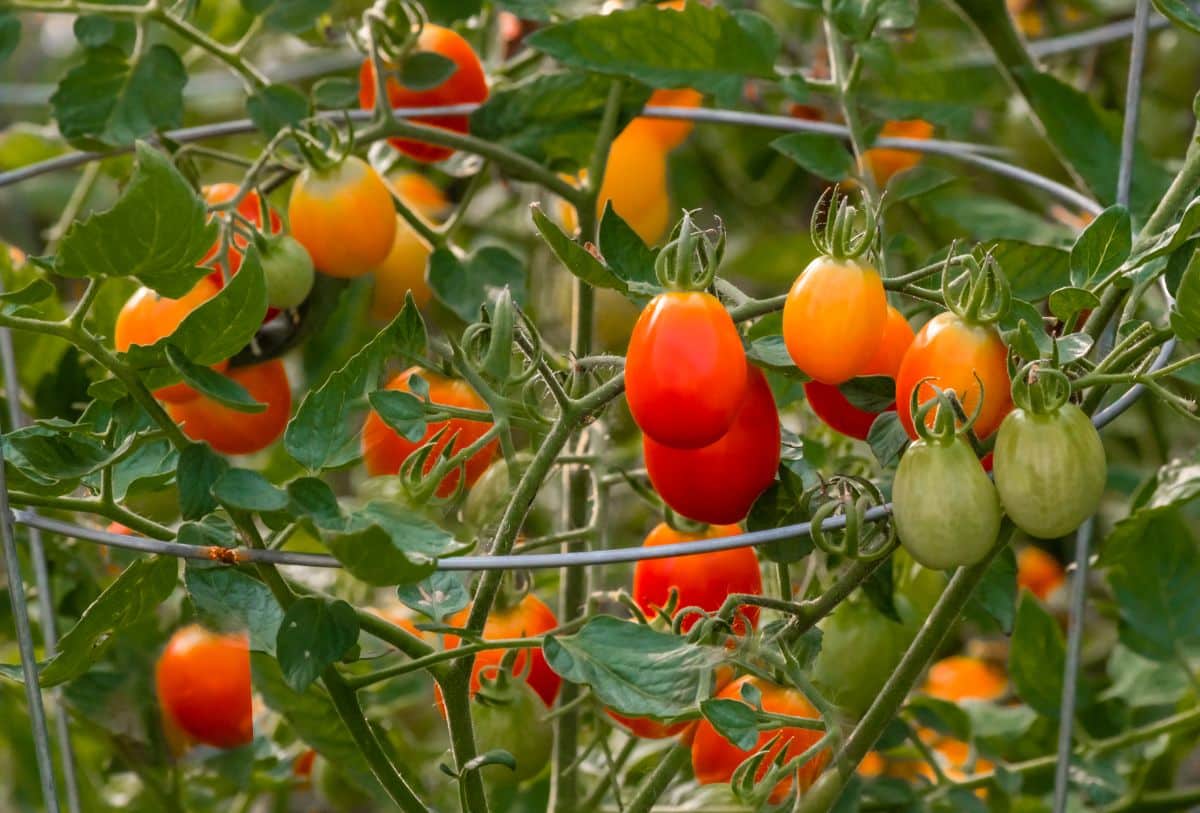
xmin=810 ymin=186 xmax=877 ymax=262
xmin=909 ymin=377 xmax=985 ymax=446
xmin=805 ymin=475 xmax=895 ymax=562
xmin=941 ymin=248 xmax=1011 ymax=327
xmin=654 ymin=210 xmax=726 ymax=291
xmin=1010 ymin=360 xmax=1071 ymax=415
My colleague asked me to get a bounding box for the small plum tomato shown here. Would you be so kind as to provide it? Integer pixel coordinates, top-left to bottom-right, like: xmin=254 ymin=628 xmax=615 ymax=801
xmin=369 ymin=174 xmax=451 ymax=321
xmin=627 ymin=87 xmax=704 ymax=151
xmin=357 ymin=25 xmax=489 ymax=163
xmin=259 ymin=234 xmax=315 ymax=310
xmin=1017 ymin=546 xmax=1065 ymax=600
xmin=441 ymin=593 xmax=561 ymax=708
xmin=288 ymin=155 xmax=397 ymax=279
xmin=165 ymin=360 xmax=291 ymax=455
xmin=895 ymin=311 xmax=1012 ymax=440
xmin=861 ymin=119 xmax=935 ymax=186
xmin=804 ymin=305 xmax=915 ymax=440
xmin=922 ymin=655 xmax=1008 ymax=702
xmin=360 ymin=367 xmax=497 ymax=498
xmin=632 ymin=522 xmax=762 ymax=634
xmin=155 ymin=625 xmax=252 ymax=749
xmin=114 ymin=277 xmax=227 ymax=403
xmin=691 ymin=676 xmax=829 ymax=803
xmin=626 ymin=290 xmax=748 ymax=449
xmin=644 ymin=365 xmax=780 ymax=525
xmin=782 ymin=256 xmax=888 ymax=385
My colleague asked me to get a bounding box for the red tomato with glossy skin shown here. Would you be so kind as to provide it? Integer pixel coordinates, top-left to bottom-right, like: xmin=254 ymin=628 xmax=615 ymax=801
xmin=442 ymin=594 xmax=561 ymax=708
xmin=692 ymin=676 xmax=829 ymax=803
xmin=155 ymin=626 xmax=252 ymax=749
xmin=166 ymin=360 xmax=291 ymax=455
xmin=361 ymin=367 xmax=497 ymax=498
xmin=804 ymin=305 xmax=915 ymax=440
xmin=895 ymin=312 xmax=1012 ymax=440
xmin=607 ymin=711 xmax=691 ymax=740
xmin=783 ymin=257 xmax=887 ymax=385
xmin=114 ymin=278 xmax=227 ymax=404
xmin=644 ymin=366 xmax=780 ymax=524
xmin=632 ymin=523 xmax=762 ymax=634
xmin=201 ymin=183 xmax=282 ymax=279
xmin=288 ymin=156 xmax=396 ymax=279
xmin=626 ymin=291 xmax=748 ymax=449
xmin=358 ymin=25 xmax=489 ymax=163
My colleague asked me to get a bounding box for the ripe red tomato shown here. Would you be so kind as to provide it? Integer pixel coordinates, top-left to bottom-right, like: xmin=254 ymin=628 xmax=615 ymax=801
xmin=783 ymin=256 xmax=887 ymax=385
xmin=166 ymin=360 xmax=291 ymax=455
xmin=895 ymin=312 xmax=1012 ymax=440
xmin=632 ymin=522 xmax=762 ymax=634
xmin=155 ymin=625 xmax=252 ymax=749
xmin=201 ymin=183 xmax=282 ymax=279
xmin=607 ymin=710 xmax=691 ymax=740
xmin=691 ymin=676 xmax=829 ymax=803
xmin=804 ymin=305 xmax=915 ymax=440
xmin=442 ymin=593 xmax=561 ymax=708
xmin=644 ymin=365 xmax=779 ymax=524
xmin=626 ymin=291 xmax=748 ymax=449
xmin=357 ymin=25 xmax=489 ymax=163
xmin=288 ymin=155 xmax=397 ymax=279
xmin=360 ymin=367 xmax=497 ymax=498
xmin=114 ymin=277 xmax=227 ymax=404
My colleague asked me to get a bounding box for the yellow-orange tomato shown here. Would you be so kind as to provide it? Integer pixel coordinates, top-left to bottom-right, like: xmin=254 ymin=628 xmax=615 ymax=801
xmin=804 ymin=305 xmax=915 ymax=440
xmin=358 ymin=25 xmax=489 ymax=163
xmin=369 ymin=174 xmax=450 ymax=321
xmin=561 ymin=125 xmax=670 ymax=245
xmin=783 ymin=257 xmax=888 ymax=385
xmin=895 ymin=311 xmax=1012 ymax=440
xmin=922 ymin=656 xmax=1008 ymax=703
xmin=861 ymin=120 xmax=934 ymax=185
xmin=360 ymin=367 xmax=497 ymax=497
xmin=692 ymin=676 xmax=829 ymax=803
xmin=1017 ymin=546 xmax=1065 ymax=600
xmin=155 ymin=626 xmax=252 ymax=749
xmin=629 ymin=87 xmax=705 ymax=150
xmin=166 ymin=360 xmax=291 ymax=455
xmin=288 ymin=156 xmax=396 ymax=279
xmin=114 ymin=278 xmax=227 ymax=403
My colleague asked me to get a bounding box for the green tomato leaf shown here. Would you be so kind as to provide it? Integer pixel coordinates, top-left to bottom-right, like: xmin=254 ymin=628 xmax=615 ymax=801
xmin=964 ymin=544 xmax=1017 ymax=634
xmin=771 ymin=132 xmax=852 ymax=182
xmin=988 ymin=240 xmax=1072 ymax=302
xmin=367 ymin=389 xmax=427 ymax=443
xmin=164 ymin=346 xmax=264 ymax=412
xmin=906 ymin=695 xmax=971 ymax=740
xmin=1069 ymin=204 xmax=1131 ymax=288
xmin=1170 ymin=247 xmax=1200 ymax=340
xmin=531 ymin=205 xmax=622 ymax=292
xmin=186 ymin=564 xmax=284 ymax=654
xmin=55 ymin=143 xmax=216 ymax=297
xmin=1047 ymin=287 xmax=1101 ymax=323
xmin=699 ymin=697 xmax=761 ymax=750
xmin=544 ymin=615 xmax=724 ymax=719
xmin=839 ymin=375 xmax=895 ymax=413
xmin=311 ymin=502 xmax=462 ymax=586
xmin=285 ymin=299 xmax=426 ymax=471
xmin=38 ymin=556 xmax=177 ymax=686
xmin=212 ymin=468 xmax=290 ymax=512
xmin=429 ymin=245 xmax=528 ymax=323
xmin=50 ymin=44 xmax=187 ymax=148
xmin=177 ymin=442 xmax=229 ymax=520
xmin=276 ymin=597 xmax=360 ymax=692
xmin=246 ymin=83 xmax=309 ymax=137
xmin=527 ymin=3 xmax=777 ymax=96
xmin=0 ymin=14 xmax=20 ymax=64
xmin=599 ymin=202 xmax=660 ymax=297
xmin=312 ymin=77 xmax=360 ymax=110
xmin=867 ymin=411 xmax=909 ymax=468
xmin=399 ymin=51 xmax=457 ymax=91
xmin=3 ymin=420 xmax=120 ymax=485
xmin=885 ymin=165 xmax=957 ymax=205
xmin=1129 ymin=197 xmax=1200 ymax=268
xmin=397 ymin=571 xmax=470 ymax=622
xmin=746 ymin=468 xmax=813 ymax=564
xmin=1009 ymin=592 xmax=1077 ymax=717
xmin=1151 ymin=0 xmax=1200 ymax=36
xmin=1101 ymin=644 xmax=1192 ymax=708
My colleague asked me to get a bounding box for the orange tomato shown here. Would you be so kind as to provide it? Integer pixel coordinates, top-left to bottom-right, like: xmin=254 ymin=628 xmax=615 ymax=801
xmin=632 ymin=522 xmax=762 ymax=634
xmin=607 ymin=711 xmax=692 ymax=740
xmin=288 ymin=155 xmax=397 ymax=279
xmin=922 ymin=656 xmax=1008 ymax=702
xmin=442 ymin=594 xmax=561 ymax=708
xmin=561 ymin=125 xmax=671 ymax=245
xmin=114 ymin=277 xmax=228 ymax=403
xmin=166 ymin=360 xmax=291 ymax=455
xmin=294 ymin=748 xmax=317 ymax=780
xmin=861 ymin=120 xmax=934 ymax=185
xmin=894 ymin=312 xmax=1012 ymax=440
xmin=783 ymin=257 xmax=888 ymax=385
xmin=369 ymin=174 xmax=450 ymax=321
xmin=626 ymin=291 xmax=748 ymax=449
xmin=360 ymin=367 xmax=497 ymax=497
xmin=804 ymin=305 xmax=915 ymax=440
xmin=1017 ymin=546 xmax=1064 ymax=600
xmin=629 ymin=87 xmax=704 ymax=150
xmin=691 ymin=676 xmax=829 ymax=803
xmin=155 ymin=626 xmax=252 ymax=749
xmin=201 ymin=183 xmax=282 ymax=278
xmin=357 ymin=25 xmax=489 ymax=163
xmin=644 ymin=365 xmax=779 ymax=525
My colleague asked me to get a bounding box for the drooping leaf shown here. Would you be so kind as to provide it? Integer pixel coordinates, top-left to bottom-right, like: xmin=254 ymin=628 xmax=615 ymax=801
xmin=177 ymin=442 xmax=229 ymax=520
xmin=1069 ymin=205 xmax=1131 ymax=288
xmin=276 ymin=598 xmax=360 ymax=692
xmin=1009 ymin=593 xmax=1074 ymax=717
xmin=771 ymin=133 xmax=852 ymax=182
xmin=165 ymin=346 xmax=264 ymax=412
xmin=185 ymin=565 xmax=284 ymax=654
xmin=211 ymin=468 xmax=290 ymax=513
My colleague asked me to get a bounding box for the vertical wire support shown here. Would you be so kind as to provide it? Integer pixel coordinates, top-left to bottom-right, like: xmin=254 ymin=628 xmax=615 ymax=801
xmin=0 ymin=351 xmax=61 ymax=812
xmin=0 ymin=312 xmax=80 ymax=812
xmin=1055 ymin=3 xmax=1150 ymax=809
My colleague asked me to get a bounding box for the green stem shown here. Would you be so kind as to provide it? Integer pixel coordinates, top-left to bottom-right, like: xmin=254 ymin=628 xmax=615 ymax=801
xmin=624 ymin=742 xmax=692 ymax=813
xmin=7 ymin=492 xmax=174 ymax=539
xmin=437 ymin=665 xmax=491 ymax=813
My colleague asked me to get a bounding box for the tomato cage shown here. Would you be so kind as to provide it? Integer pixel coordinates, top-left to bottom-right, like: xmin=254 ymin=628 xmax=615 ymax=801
xmin=0 ymin=2 xmax=1179 ymax=810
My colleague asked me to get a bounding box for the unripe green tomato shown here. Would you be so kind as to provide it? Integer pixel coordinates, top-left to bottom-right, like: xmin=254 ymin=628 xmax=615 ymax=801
xmin=312 ymin=754 xmax=374 ymax=811
xmin=261 ymin=235 xmax=315 ymax=309
xmin=471 ymin=678 xmax=553 ymax=785
xmin=810 ymin=598 xmax=911 ymax=720
xmin=892 ymin=436 xmax=1001 ymax=570
xmin=463 ymin=453 xmax=533 ymax=530
xmin=992 ymin=402 xmax=1105 ymax=540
